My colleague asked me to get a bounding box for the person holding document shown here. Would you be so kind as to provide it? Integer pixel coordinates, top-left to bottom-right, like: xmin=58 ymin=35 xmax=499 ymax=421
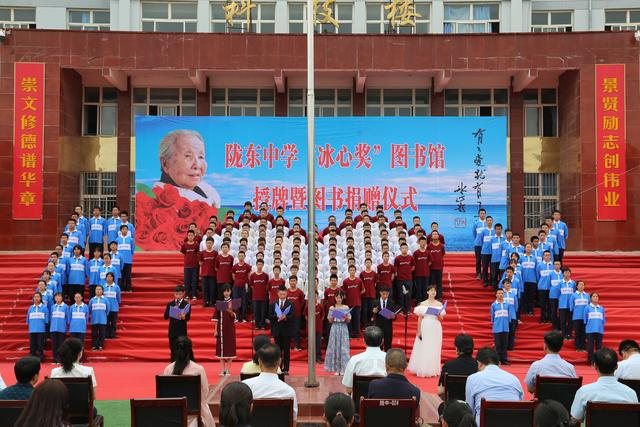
xmin=408 ymin=285 xmax=446 ymax=377
xmin=164 ymin=285 xmax=191 ymax=361
xmin=214 ymin=285 xmax=237 ymax=376
xmin=372 ymin=287 xmax=398 ymax=351
xmin=268 ymin=285 xmax=294 ymax=373
xmin=325 ymin=290 xmax=351 ymax=376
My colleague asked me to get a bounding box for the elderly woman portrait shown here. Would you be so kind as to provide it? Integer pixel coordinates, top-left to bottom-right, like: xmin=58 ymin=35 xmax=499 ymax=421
xmin=155 ymin=129 xmax=221 ymax=207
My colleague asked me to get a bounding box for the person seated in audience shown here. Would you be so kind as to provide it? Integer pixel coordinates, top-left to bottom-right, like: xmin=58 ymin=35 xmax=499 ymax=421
xmin=524 ymin=330 xmax=577 ymax=393
xmin=342 ymin=326 xmax=387 ymax=394
xmin=615 ymin=339 xmax=640 ymax=379
xmin=324 ymin=392 xmax=355 ymax=427
xmin=367 ymin=349 xmax=421 ymax=416
xmin=465 ymin=347 xmax=523 ymax=426
xmin=13 ymin=379 xmax=70 ymax=427
xmin=219 ymin=381 xmax=253 ymax=427
xmin=162 ymin=336 xmax=215 ymax=427
xmin=437 ymin=334 xmax=478 ymax=399
xmin=242 ymin=343 xmax=298 ymax=419
xmin=570 ymin=347 xmax=638 ymax=423
xmin=534 ymin=400 xmax=569 ymax=427
xmin=241 ymin=335 xmax=281 ymax=375
xmin=438 ymin=400 xmax=477 ymax=427
xmin=0 ymin=357 xmax=40 ymax=400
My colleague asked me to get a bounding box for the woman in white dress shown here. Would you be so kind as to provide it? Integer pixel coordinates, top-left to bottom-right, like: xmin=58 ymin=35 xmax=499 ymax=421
xmin=408 ymin=285 xmax=445 ymax=377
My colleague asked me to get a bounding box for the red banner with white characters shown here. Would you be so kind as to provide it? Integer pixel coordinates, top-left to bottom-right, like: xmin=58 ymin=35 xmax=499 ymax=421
xmin=595 ymin=64 xmax=626 ymax=221
xmin=12 ymin=63 xmax=44 ymax=220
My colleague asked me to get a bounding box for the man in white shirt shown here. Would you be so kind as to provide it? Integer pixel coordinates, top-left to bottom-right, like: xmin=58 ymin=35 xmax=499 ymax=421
xmin=524 ymin=330 xmax=577 ymax=393
xmin=243 ymin=342 xmax=298 ymax=419
xmin=615 ymin=339 xmax=640 ymax=380
xmin=342 ymin=326 xmax=387 ymax=394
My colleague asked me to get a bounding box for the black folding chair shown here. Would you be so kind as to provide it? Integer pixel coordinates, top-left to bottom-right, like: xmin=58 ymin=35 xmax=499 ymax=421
xmin=0 ymin=400 xmax=27 ymax=427
xmin=53 ymin=376 xmax=104 ymax=427
xmin=585 ymin=401 xmax=640 ymax=427
xmin=359 ymin=397 xmax=417 ymax=427
xmin=131 ymin=397 xmax=188 ymax=427
xmin=250 ymin=398 xmax=294 ymax=427
xmin=479 ymin=399 xmax=536 ymax=427
xmin=619 ymin=379 xmax=640 ymax=401
xmin=444 ymin=374 xmax=468 ymax=402
xmin=155 ymin=375 xmax=202 ymax=427
xmin=534 ymin=375 xmax=583 ymax=413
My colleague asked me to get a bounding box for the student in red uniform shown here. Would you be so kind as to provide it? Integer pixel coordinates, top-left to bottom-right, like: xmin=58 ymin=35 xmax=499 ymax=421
xmin=428 ymin=231 xmax=446 ymax=300
xmin=199 ymin=237 xmax=218 ymax=307
xmin=286 ymin=276 xmax=306 ymax=351
xmin=360 ymin=259 xmax=378 ymax=329
xmin=377 ymin=252 xmax=395 ymax=294
xmin=231 ymin=251 xmax=252 ymax=322
xmin=249 ymin=259 xmax=269 ymax=330
xmin=394 ymin=243 xmax=415 ymax=315
xmin=413 ymin=237 xmax=431 ymax=304
xmin=268 ymin=265 xmax=286 ymax=303
xmin=426 ymin=222 xmax=446 ymax=244
xmin=215 ymin=243 xmax=234 ymax=300
xmin=343 ymin=265 xmax=365 ymax=338
xmin=180 ymin=230 xmax=200 ymax=301
xmin=323 ymin=274 xmax=341 ymax=342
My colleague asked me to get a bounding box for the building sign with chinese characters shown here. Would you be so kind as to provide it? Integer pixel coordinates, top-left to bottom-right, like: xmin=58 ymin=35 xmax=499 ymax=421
xmin=595 ymin=64 xmax=626 ymax=221
xmin=135 ymin=117 xmax=506 ymax=250
xmin=12 ymin=63 xmax=44 ymax=220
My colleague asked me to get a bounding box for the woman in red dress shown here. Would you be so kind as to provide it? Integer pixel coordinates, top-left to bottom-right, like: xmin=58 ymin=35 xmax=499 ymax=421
xmin=214 ymin=285 xmax=237 ymax=376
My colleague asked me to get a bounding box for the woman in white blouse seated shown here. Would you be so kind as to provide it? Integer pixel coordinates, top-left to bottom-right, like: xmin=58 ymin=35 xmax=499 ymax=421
xmin=241 ymin=335 xmax=281 ymax=375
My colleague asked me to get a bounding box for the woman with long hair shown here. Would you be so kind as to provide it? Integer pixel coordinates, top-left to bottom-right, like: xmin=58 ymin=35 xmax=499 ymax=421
xmin=219 ymin=382 xmax=253 ymax=427
xmin=51 ymin=337 xmax=98 ymax=399
xmin=323 ymin=392 xmax=355 ymax=427
xmin=408 ymin=285 xmax=446 ymax=377
xmin=162 ymin=336 xmax=215 ymax=427
xmin=439 ymin=400 xmax=477 ymax=427
xmin=14 ymin=379 xmax=70 ymax=427
xmin=324 ymin=291 xmax=351 ymax=375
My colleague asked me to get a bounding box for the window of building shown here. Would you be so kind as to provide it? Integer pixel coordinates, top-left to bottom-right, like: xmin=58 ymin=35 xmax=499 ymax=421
xmin=289 ymin=2 xmax=353 ymax=33
xmin=365 ymin=88 xmax=430 ymax=116
xmin=211 ymin=88 xmax=275 ymax=116
xmin=523 ymin=88 xmax=558 ymax=137
xmin=288 ymin=88 xmax=351 ymax=116
xmin=133 ymin=88 xmax=197 ymax=117
xmin=443 ymin=89 xmax=508 ymax=117
xmin=531 ymin=11 xmax=572 ymax=32
xmin=0 ymin=7 xmax=36 ymax=29
xmin=443 ymin=3 xmax=499 ymax=33
xmin=141 ymin=1 xmax=197 ymax=32
xmin=211 ymin=2 xmax=275 ymax=33
xmin=365 ymin=1 xmax=430 ymax=34
xmin=81 ymin=172 xmax=136 ymax=222
xmin=83 ymin=87 xmax=118 ymax=136
xmin=605 ymin=10 xmax=640 ymax=31
xmin=524 ymin=173 xmax=558 ymax=230
xmin=68 ymin=9 xmax=110 ymax=30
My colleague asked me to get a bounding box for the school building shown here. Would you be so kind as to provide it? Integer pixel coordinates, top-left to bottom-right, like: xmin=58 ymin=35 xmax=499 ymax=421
xmin=0 ymin=0 xmax=639 ymax=250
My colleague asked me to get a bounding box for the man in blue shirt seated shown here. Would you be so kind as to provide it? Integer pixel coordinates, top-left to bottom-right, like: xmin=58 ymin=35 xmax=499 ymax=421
xmin=0 ymin=356 xmax=41 ymax=400
xmin=571 ymin=347 xmax=638 ymax=423
xmin=465 ymin=347 xmax=524 ymax=426
xmin=524 ymin=330 xmax=577 ymax=393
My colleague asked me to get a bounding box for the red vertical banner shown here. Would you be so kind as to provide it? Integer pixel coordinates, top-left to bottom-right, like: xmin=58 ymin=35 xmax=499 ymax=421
xmin=12 ymin=63 xmax=45 ymax=220
xmin=595 ymin=64 xmax=626 ymax=221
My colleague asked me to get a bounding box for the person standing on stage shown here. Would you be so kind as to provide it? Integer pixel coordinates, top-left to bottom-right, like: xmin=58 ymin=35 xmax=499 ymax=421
xmin=164 ymin=285 xmax=191 ymax=362
xmin=214 ymin=285 xmax=237 ymax=376
xmin=268 ymin=285 xmax=294 ymax=374
xmin=408 ymin=285 xmax=445 ymax=378
xmin=372 ymin=287 xmax=396 ymax=351
xmin=325 ymin=290 xmax=351 ymax=376
xmin=472 ymin=208 xmax=487 ymax=280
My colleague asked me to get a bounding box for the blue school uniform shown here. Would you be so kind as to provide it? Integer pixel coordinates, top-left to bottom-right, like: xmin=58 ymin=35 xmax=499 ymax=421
xmin=520 ymin=255 xmax=538 ymax=283
xmin=472 ymin=219 xmax=486 ymax=247
xmin=552 ymin=220 xmax=569 ymax=249
xmin=546 ymin=234 xmax=559 ymax=256
xmin=499 ymin=275 xmax=522 ymax=296
xmin=119 ymin=222 xmax=136 ymax=240
xmin=499 ymin=240 xmax=514 ymax=270
xmin=117 ymin=236 xmax=134 ymax=265
xmin=64 ymin=229 xmax=85 ymax=249
xmin=538 ymin=242 xmax=554 ymax=262
xmin=503 ymin=289 xmax=519 ymax=317
xmin=55 ymin=261 xmax=68 ymax=286
xmin=88 ymin=258 xmax=104 ymax=285
xmin=67 ymin=256 xmax=89 ymax=285
xmin=491 ymin=301 xmax=514 ymax=333
xmin=491 ymin=236 xmax=506 ymax=263
xmin=26 ymin=304 xmax=48 ymax=333
xmin=480 ymin=227 xmax=495 ymax=255
xmin=88 ymin=296 xmax=110 ymax=325
xmin=61 ymin=245 xmax=73 ymax=259
xmin=536 ymin=262 xmax=553 ymax=291
xmin=571 ymin=292 xmax=590 ymax=321
xmin=49 ymin=303 xmax=69 ymax=333
xmin=104 ymin=284 xmax=121 ymax=312
xmin=49 ymin=272 xmax=62 ymax=294
xmin=39 ymin=292 xmax=53 ymax=311
xmin=89 ymin=216 xmax=107 ymax=244
xmin=549 ymin=270 xmax=563 ymax=300
xmin=584 ymin=304 xmax=605 ymax=334
xmin=69 ymin=303 xmax=89 ymax=333
xmin=558 ymin=280 xmax=576 ymax=309
xmin=506 ymin=244 xmax=525 ymax=262
xmin=43 ymin=282 xmax=57 ymax=300
xmin=99 ymin=264 xmax=119 ymax=286
xmin=77 ymin=215 xmax=89 ymax=237
xmin=109 ymin=252 xmax=123 ymax=275
xmin=106 ymin=216 xmax=122 ymax=244
xmin=531 ymin=246 xmax=544 ymax=263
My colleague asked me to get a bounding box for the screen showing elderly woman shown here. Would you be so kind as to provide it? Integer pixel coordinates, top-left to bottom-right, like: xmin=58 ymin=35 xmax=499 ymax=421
xmin=155 ymin=130 xmax=221 ymax=207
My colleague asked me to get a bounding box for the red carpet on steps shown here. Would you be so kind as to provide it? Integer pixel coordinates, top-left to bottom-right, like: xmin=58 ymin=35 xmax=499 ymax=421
xmin=0 ymin=252 xmax=639 ymax=365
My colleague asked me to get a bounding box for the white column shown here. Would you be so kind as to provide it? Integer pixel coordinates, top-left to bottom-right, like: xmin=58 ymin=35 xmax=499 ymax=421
xmin=509 ymin=0 xmax=524 ymax=32
xmin=36 ymin=7 xmax=66 ymax=29
xmin=353 ymin=0 xmax=366 ymax=34
xmin=275 ymin=0 xmax=289 ymax=33
xmin=197 ymin=0 xmax=209 ymax=32
xmin=431 ymin=0 xmax=443 ymax=34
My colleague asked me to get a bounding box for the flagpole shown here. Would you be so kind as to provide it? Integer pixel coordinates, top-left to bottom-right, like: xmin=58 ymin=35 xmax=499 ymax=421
xmin=304 ymin=0 xmax=319 ymax=388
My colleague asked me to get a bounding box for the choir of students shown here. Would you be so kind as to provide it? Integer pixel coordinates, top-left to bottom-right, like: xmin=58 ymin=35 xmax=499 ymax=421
xmin=27 ymin=205 xmax=130 ymax=361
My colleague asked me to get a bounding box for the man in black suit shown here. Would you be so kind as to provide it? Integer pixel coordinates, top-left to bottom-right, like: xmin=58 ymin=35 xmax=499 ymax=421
xmin=268 ymin=285 xmax=294 ymax=373
xmin=368 ymin=348 xmax=421 ymax=417
xmin=164 ymin=285 xmax=191 ymax=361
xmin=371 ymin=287 xmax=396 ymax=351
xmin=437 ymin=333 xmax=478 ymax=399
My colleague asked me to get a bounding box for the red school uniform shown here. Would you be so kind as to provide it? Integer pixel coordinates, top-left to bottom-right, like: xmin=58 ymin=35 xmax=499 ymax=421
xmin=427 ymin=233 xmax=446 ymax=245
xmin=314 ymin=302 xmax=324 ymax=334
xmin=413 ymin=248 xmax=430 ymax=278
xmin=394 ymin=254 xmax=415 ymax=281
xmin=249 ymin=271 xmax=269 ymax=301
xmin=215 ymin=254 xmax=234 ymax=284
xmin=180 ymin=241 xmax=200 ymax=268
xmin=376 ymin=263 xmax=395 ymax=289
xmin=428 ymin=243 xmax=446 ymax=270
xmin=268 ymin=278 xmax=286 ymax=302
xmin=323 ymin=286 xmax=340 ymax=312
xmin=286 ymin=287 xmax=306 ymax=317
xmin=343 ymin=277 xmax=364 ymax=307
xmin=199 ymin=249 xmax=218 ymax=277
xmin=359 ymin=270 xmax=378 ymax=298
xmin=231 ymin=262 xmax=252 ymax=287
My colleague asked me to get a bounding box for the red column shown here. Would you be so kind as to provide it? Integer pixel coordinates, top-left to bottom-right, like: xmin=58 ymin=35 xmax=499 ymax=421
xmin=509 ymin=88 xmax=524 ymax=233
xmin=117 ymin=87 xmax=132 ymax=211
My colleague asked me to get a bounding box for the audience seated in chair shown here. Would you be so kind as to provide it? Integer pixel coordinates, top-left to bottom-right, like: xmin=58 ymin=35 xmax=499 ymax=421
xmin=615 ymin=339 xmax=640 ymax=380
xmin=525 ymin=331 xmax=577 ymax=394
xmin=439 ymin=400 xmax=477 ymax=427
xmin=13 ymin=379 xmax=69 ymax=427
xmin=240 ymin=335 xmax=281 ymax=375
xmin=324 ymin=392 xmax=354 ymax=427
xmin=0 ymin=357 xmax=40 ymax=401
xmin=219 ymin=382 xmax=253 ymax=427
xmin=342 ymin=326 xmax=387 ymax=395
xmin=438 ymin=334 xmax=478 ymax=400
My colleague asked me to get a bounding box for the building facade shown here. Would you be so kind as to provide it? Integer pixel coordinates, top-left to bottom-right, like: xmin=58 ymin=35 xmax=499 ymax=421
xmin=0 ymin=1 xmax=639 ymax=250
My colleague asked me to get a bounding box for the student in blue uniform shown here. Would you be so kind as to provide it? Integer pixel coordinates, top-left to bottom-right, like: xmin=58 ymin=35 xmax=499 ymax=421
xmin=117 ymin=225 xmax=134 ymax=292
xmin=45 ymin=261 xmax=63 ymax=294
xmin=119 ymin=210 xmax=136 ymax=239
xmin=552 ymin=210 xmax=569 ymax=265
xmin=537 ymin=230 xmax=554 ymax=262
xmin=490 ymin=223 xmax=505 ymax=291
xmin=472 ymin=208 xmax=487 ymax=280
xmin=67 ymin=245 xmax=88 ymax=302
xmin=103 ymin=272 xmax=121 ymax=339
xmin=87 ymin=247 xmax=104 ymax=299
xmin=63 ymin=218 xmax=85 ymax=253
xmin=49 ymin=292 xmax=69 ymax=363
xmin=51 ymin=250 xmax=69 ymax=288
xmin=541 ymin=222 xmax=560 ymax=260
xmin=88 ymin=206 xmax=107 ymax=256
xmin=99 ymin=252 xmax=119 ymax=287
xmin=479 ymin=216 xmax=495 ymax=287
xmin=501 ymin=279 xmax=519 ymax=351
xmin=89 ymin=285 xmax=110 ymax=351
xmin=570 ymin=280 xmax=590 ymax=353
xmin=69 ymin=292 xmax=89 ymax=349
xmin=36 ymin=281 xmax=53 ymax=316
xmin=108 ymin=241 xmax=123 ymax=286
xmin=548 ymin=260 xmax=563 ymax=330
xmin=27 ymin=292 xmax=49 ymax=361
xmin=530 ymin=236 xmax=544 ymax=263
xmin=498 ymin=229 xmax=513 ymax=277
xmin=558 ymin=268 xmax=576 ymax=340
xmin=491 ymin=289 xmax=515 ymax=365
xmin=520 ymin=243 xmax=538 ymax=316
xmin=106 ymin=206 xmax=122 ymax=245
xmin=38 ymin=274 xmax=56 ymax=304
xmin=584 ymin=292 xmax=605 ymax=364
xmin=536 ymin=251 xmax=554 ymax=324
